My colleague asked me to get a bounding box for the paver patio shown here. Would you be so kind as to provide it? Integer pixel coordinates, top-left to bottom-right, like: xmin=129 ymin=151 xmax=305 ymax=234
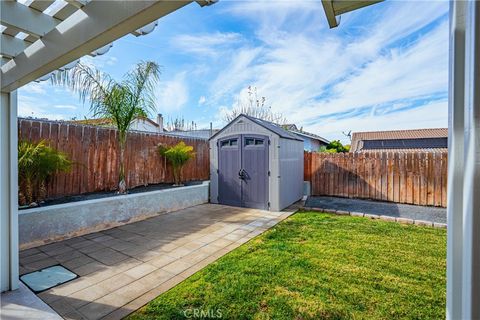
xmin=18 ymin=203 xmax=297 ymax=320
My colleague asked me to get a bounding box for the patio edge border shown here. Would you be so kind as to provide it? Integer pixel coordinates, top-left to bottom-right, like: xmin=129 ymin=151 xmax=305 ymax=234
xmin=301 ymin=206 xmax=447 ymax=229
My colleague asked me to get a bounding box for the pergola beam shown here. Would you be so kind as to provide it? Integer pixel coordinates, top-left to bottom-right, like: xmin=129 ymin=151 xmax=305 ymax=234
xmin=321 ymin=0 xmax=339 ymax=28
xmin=0 ymin=1 xmax=60 ymax=37
xmin=1 ymin=0 xmax=193 ymax=92
xmin=0 ymin=34 xmax=30 ymax=59
xmin=332 ymin=1 xmax=383 ymax=16
xmin=321 ymin=0 xmax=384 ymax=28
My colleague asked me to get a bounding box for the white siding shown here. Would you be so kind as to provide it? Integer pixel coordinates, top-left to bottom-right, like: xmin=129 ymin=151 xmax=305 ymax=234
xmin=130 ymin=119 xmax=161 ymax=133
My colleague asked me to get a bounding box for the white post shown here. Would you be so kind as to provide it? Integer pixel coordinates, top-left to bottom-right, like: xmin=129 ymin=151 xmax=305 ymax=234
xmin=448 ymin=0 xmax=480 ymax=318
xmin=447 ymin=0 xmax=466 ymax=318
xmin=461 ymin=1 xmax=480 ymax=317
xmin=0 ymin=90 xmax=19 ymax=292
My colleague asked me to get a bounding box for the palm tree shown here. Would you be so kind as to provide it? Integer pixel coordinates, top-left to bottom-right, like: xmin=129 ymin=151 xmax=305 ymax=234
xmin=53 ymin=61 xmax=160 ymax=193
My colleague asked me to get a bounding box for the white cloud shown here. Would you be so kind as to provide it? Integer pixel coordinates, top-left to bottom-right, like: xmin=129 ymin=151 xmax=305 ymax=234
xmin=156 ymin=72 xmax=189 ymax=112
xmin=173 ymin=32 xmax=244 ymax=56
xmin=208 ymin=47 xmax=262 ymax=104
xmin=203 ymin=1 xmax=449 ymax=140
xmin=81 ymin=55 xmax=118 ymax=69
xmin=54 ymin=104 xmax=77 ymax=110
xmin=22 ymin=82 xmax=48 ymax=94
xmin=307 ymin=100 xmax=448 ymax=144
xmin=18 ymin=95 xmax=70 ymax=120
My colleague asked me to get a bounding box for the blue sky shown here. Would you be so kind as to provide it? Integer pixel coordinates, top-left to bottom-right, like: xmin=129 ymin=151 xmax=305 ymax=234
xmin=18 ymin=0 xmax=449 ymax=143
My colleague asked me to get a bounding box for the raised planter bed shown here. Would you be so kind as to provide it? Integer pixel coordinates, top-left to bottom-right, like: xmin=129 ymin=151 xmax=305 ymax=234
xmin=19 ymin=181 xmax=209 ymax=249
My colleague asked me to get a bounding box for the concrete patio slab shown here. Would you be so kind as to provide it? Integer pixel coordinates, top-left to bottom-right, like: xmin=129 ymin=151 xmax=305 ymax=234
xmin=0 ymin=282 xmax=62 ymax=320
xmin=17 ymin=203 xmax=299 ymax=320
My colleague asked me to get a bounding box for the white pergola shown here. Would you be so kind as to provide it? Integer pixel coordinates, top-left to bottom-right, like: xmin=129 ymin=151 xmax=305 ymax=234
xmin=1 ymin=1 xmax=479 ymax=319
xmin=321 ymin=1 xmax=480 ymax=319
xmin=0 ymin=0 xmax=216 ymax=293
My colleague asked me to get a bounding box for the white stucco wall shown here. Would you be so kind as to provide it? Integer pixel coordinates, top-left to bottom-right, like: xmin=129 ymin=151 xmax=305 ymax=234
xmin=19 ymin=182 xmax=209 ymax=249
xmin=130 ymin=118 xmax=161 ymax=133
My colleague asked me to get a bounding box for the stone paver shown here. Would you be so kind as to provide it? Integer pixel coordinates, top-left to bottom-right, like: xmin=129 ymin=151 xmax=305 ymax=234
xmin=19 ymin=203 xmax=298 ymax=320
xmin=305 ymin=196 xmax=446 ymax=223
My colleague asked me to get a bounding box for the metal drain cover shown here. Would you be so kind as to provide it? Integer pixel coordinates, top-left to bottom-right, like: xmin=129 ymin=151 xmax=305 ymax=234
xmin=20 ymin=265 xmax=78 ymax=293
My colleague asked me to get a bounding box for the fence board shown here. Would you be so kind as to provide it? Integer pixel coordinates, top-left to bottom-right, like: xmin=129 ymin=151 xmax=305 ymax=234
xmin=18 ymin=118 xmax=210 ymax=200
xmin=305 ymin=150 xmax=448 ymax=207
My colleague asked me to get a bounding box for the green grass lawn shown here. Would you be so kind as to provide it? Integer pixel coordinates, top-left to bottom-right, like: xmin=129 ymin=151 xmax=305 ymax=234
xmin=128 ymin=211 xmax=446 ymax=320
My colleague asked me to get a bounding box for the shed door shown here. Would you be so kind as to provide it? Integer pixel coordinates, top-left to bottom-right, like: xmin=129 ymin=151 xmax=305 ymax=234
xmin=241 ymin=135 xmax=269 ymax=209
xmin=218 ymin=136 xmax=242 ymax=207
xmin=218 ymin=135 xmax=269 ymax=210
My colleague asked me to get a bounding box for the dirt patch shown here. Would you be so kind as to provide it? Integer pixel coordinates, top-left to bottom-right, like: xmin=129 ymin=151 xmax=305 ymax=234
xmin=20 ymin=181 xmax=203 ymax=210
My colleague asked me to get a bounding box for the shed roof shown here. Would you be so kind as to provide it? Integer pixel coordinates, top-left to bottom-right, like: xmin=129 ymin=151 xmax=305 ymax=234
xmin=282 ymin=125 xmax=330 ymax=144
xmin=209 ymin=114 xmax=303 ymax=142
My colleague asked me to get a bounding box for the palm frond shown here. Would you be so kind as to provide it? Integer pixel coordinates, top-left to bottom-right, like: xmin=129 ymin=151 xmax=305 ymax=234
xmin=52 ymin=63 xmax=114 ymax=110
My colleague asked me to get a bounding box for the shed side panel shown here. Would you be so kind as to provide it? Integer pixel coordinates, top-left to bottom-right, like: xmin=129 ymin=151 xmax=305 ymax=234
xmin=278 ymin=137 xmax=304 ymax=210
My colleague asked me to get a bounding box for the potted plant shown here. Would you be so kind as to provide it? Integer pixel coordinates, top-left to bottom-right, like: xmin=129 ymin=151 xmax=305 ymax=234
xmin=158 ymin=141 xmax=195 ymax=186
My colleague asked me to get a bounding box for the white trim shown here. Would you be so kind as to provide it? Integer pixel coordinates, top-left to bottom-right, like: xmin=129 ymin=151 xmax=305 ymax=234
xmin=0 ymin=91 xmax=19 ymax=292
xmin=9 ymin=91 xmax=19 ymax=292
xmin=447 ymin=1 xmax=480 ymax=318
xmin=446 ymin=2 xmax=466 ymax=318
xmin=461 ymin=1 xmax=480 ymax=317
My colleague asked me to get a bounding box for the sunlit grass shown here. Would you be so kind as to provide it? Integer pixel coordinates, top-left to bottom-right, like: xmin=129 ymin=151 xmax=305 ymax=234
xmin=129 ymin=211 xmax=446 ymax=320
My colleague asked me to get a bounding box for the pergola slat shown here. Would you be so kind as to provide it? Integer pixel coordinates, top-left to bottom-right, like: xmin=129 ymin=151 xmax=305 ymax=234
xmin=52 ymin=2 xmax=79 ymax=21
xmin=28 ymin=0 xmax=55 ymax=13
xmin=0 ymin=1 xmax=60 ymax=37
xmin=0 ymin=34 xmax=29 ymax=58
xmin=2 ymin=27 xmax=19 ymax=37
xmin=1 ymin=0 xmax=193 ymax=92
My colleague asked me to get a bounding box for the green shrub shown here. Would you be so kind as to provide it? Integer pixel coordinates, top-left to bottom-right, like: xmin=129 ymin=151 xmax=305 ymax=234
xmin=18 ymin=140 xmax=71 ymax=205
xmin=158 ymin=142 xmax=195 ymax=186
xmin=319 ymin=140 xmax=350 ymax=153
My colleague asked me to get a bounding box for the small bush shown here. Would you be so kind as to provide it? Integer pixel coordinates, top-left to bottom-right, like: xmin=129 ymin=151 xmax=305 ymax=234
xmin=18 ymin=140 xmax=71 ymax=206
xmin=319 ymin=140 xmax=350 ymax=153
xmin=158 ymin=141 xmax=195 ymax=186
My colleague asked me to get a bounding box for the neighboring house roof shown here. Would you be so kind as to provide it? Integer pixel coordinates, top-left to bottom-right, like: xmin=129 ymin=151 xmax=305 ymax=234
xmin=167 ymin=129 xmax=220 ymax=139
xmin=71 ymin=116 xmax=160 ymax=128
xmin=282 ymin=124 xmax=298 ymax=131
xmin=282 ymin=125 xmax=330 ymax=144
xmin=351 ymin=128 xmax=448 ymax=152
xmin=209 ymin=114 xmax=303 ymax=141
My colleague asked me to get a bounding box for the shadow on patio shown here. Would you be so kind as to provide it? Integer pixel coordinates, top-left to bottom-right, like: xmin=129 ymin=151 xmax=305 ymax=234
xmin=19 ymin=203 xmax=296 ymax=320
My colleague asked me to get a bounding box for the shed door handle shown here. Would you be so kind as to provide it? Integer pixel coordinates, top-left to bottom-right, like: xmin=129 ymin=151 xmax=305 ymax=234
xmin=238 ymin=169 xmax=246 ymax=179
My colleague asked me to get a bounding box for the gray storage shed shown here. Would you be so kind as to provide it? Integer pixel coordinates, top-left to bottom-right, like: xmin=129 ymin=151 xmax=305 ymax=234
xmin=209 ymin=114 xmax=304 ymax=211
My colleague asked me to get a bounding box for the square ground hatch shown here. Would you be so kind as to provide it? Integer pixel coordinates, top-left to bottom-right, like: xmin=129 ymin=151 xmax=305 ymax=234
xmin=20 ymin=265 xmax=78 ymax=293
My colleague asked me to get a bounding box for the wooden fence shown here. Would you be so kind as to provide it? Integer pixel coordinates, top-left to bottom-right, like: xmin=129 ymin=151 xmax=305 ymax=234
xmin=304 ymin=151 xmax=448 ymax=207
xmin=18 ymin=118 xmax=210 ymax=200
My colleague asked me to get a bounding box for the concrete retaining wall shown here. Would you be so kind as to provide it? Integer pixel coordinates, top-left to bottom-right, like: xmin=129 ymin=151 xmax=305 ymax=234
xmin=19 ymin=182 xmax=209 ymax=249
